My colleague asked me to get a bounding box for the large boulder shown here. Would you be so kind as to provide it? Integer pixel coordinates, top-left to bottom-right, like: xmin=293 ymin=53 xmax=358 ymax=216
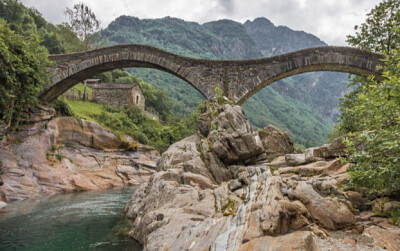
xmin=47 ymin=117 xmax=122 ymax=150
xmin=305 ymin=136 xmax=346 ymax=162
xmin=292 ymin=182 xmax=355 ymax=230
xmin=157 ymin=135 xmax=231 ymax=183
xmin=207 ymin=105 xmax=264 ymax=165
xmin=259 ymin=125 xmax=294 ymax=161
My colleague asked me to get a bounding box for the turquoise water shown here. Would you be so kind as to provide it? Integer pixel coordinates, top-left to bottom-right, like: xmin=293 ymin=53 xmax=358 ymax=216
xmin=0 ymin=188 xmax=142 ymax=251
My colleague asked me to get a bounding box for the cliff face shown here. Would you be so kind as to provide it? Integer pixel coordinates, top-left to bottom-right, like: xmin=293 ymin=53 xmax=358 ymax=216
xmin=124 ymin=100 xmax=400 ymax=251
xmin=100 ymin=16 xmax=349 ymax=147
xmin=0 ymin=116 xmax=158 ymax=203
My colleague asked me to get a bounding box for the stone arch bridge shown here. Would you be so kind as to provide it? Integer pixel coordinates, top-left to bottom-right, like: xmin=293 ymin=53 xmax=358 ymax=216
xmin=42 ymin=44 xmax=383 ymax=104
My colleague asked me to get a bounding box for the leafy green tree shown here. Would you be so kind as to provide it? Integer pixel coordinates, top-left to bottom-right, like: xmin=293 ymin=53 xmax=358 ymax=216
xmin=332 ymin=0 xmax=400 ymax=193
xmin=346 ymin=0 xmax=400 ymax=54
xmin=332 ymin=0 xmax=400 ymax=137
xmin=344 ymin=50 xmax=400 ymax=193
xmin=65 ymin=2 xmax=100 ymax=51
xmin=0 ymin=19 xmax=50 ymax=131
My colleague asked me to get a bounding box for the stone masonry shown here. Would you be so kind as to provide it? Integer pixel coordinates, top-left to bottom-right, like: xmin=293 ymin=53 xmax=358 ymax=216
xmin=43 ymin=44 xmax=384 ymax=104
xmin=89 ymin=82 xmax=145 ymax=109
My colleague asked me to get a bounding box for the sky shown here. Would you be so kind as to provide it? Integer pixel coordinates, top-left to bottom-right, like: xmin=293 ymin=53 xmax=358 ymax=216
xmin=20 ymin=0 xmax=382 ymax=45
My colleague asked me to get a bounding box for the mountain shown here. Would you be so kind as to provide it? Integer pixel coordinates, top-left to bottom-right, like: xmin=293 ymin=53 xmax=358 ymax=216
xmin=100 ymin=16 xmax=349 ymax=147
xmin=244 ymin=17 xmax=326 ymax=56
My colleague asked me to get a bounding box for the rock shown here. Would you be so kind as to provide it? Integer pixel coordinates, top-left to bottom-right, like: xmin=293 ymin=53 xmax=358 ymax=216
xmin=364 ymin=226 xmax=400 ymax=251
xmin=207 ymin=105 xmax=264 ymax=165
xmin=20 ymin=104 xmax=56 ymax=123
xmin=229 ymin=178 xmax=244 ymax=191
xmin=345 ymin=191 xmax=368 ymax=210
xmin=158 ymin=135 xmax=231 ymax=183
xmin=239 ymin=231 xmax=319 ymax=251
xmin=285 ymin=154 xmax=307 ymax=166
xmin=293 ymin=182 xmax=355 ymax=230
xmin=257 ymin=176 xmax=291 ymax=235
xmin=48 ymin=117 xmax=122 ymax=150
xmin=197 ymin=112 xmax=212 ymax=137
xmin=305 ymin=136 xmax=346 ymax=162
xmin=0 ymin=117 xmax=157 ymax=202
xmin=0 ymin=201 xmax=7 ymax=209
xmin=267 ymin=156 xmax=287 ymax=169
xmin=259 ymin=125 xmax=294 ymax=161
xmin=277 ymin=161 xmax=328 ymax=176
xmin=181 ymin=172 xmax=216 ymax=190
xmin=383 ymin=201 xmax=400 ymax=214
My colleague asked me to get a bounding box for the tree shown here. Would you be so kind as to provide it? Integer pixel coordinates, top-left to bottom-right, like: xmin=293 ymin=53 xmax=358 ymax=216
xmin=344 ymin=49 xmax=400 ymax=193
xmin=332 ymin=0 xmax=400 ymax=194
xmin=0 ymin=19 xmax=50 ymax=131
xmin=346 ymin=0 xmax=400 ymax=54
xmin=332 ymin=0 xmax=400 ymax=137
xmin=65 ymin=2 xmax=100 ymax=51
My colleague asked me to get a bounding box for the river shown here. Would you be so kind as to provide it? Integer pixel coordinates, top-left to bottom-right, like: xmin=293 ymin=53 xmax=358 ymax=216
xmin=0 ymin=188 xmax=142 ymax=250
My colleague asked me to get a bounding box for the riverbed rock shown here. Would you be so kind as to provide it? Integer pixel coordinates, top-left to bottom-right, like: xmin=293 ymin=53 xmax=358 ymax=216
xmin=259 ymin=125 xmax=294 ymax=161
xmin=207 ymin=104 xmax=264 ymax=165
xmin=0 ymin=117 xmax=158 ymax=202
xmin=364 ymin=226 xmax=400 ymax=251
xmin=305 ymin=136 xmax=346 ymax=162
xmin=292 ymin=182 xmax=355 ymax=230
xmin=285 ymin=153 xmax=307 ymax=166
xmin=48 ymin=117 xmax=123 ymax=150
xmin=157 ymin=135 xmax=231 ymax=183
xmin=239 ymin=231 xmax=318 ymax=251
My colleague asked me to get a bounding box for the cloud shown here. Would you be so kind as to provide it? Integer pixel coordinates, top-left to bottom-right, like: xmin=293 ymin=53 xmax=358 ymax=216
xmin=20 ymin=0 xmax=381 ymax=45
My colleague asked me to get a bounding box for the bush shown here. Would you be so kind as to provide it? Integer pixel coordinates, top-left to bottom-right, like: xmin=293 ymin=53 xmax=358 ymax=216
xmin=52 ymin=98 xmax=72 ymax=116
xmin=135 ymin=131 xmax=149 ymax=145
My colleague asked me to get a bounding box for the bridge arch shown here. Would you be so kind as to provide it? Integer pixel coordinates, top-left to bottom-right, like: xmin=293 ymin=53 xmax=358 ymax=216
xmin=42 ymin=45 xmax=211 ymax=103
xmin=41 ymin=45 xmax=383 ymax=104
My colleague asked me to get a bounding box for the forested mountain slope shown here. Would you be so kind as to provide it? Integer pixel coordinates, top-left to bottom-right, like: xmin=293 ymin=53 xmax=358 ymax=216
xmin=101 ymin=16 xmax=349 ymax=147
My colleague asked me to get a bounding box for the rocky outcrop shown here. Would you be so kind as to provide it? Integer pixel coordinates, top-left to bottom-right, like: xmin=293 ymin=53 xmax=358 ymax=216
xmin=207 ymin=104 xmax=265 ymax=165
xmin=0 ymin=117 xmax=158 ymax=202
xmin=124 ymin=101 xmax=400 ymax=251
xmin=259 ymin=125 xmax=294 ymax=161
xmin=305 ymin=136 xmax=346 ymax=162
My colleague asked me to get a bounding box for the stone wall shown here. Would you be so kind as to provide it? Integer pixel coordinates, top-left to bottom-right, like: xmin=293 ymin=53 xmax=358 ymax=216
xmin=92 ymin=88 xmax=132 ymax=108
xmin=132 ymin=85 xmax=145 ymax=110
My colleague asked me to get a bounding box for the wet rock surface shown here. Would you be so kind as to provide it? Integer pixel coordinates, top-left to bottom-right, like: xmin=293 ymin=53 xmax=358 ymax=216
xmin=0 ymin=117 xmax=158 ymax=202
xmin=124 ymin=102 xmax=400 ymax=251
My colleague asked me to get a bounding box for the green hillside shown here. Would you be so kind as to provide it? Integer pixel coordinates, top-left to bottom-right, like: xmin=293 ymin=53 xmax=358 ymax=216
xmin=100 ymin=16 xmax=349 ymax=147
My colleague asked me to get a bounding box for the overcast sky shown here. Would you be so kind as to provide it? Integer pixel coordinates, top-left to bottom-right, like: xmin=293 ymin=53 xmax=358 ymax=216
xmin=20 ymin=0 xmax=381 ymax=45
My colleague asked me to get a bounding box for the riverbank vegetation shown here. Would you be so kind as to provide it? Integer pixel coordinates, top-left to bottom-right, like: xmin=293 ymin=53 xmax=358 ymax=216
xmin=332 ymin=0 xmax=400 ymax=194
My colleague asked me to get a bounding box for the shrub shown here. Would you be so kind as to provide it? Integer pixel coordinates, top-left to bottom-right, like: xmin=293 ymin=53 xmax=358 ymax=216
xmin=135 ymin=132 xmax=149 ymax=145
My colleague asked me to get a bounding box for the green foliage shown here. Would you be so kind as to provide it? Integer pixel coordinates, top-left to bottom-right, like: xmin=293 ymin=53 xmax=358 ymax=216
xmin=0 ymin=0 xmax=82 ymax=54
xmin=341 ymin=50 xmax=400 ymax=193
xmin=346 ymin=0 xmax=400 ymax=54
xmin=135 ymin=132 xmax=148 ymax=145
xmin=52 ymin=98 xmax=72 ymax=116
xmin=0 ymin=18 xmax=49 ymax=131
xmin=332 ymin=0 xmax=400 ymax=194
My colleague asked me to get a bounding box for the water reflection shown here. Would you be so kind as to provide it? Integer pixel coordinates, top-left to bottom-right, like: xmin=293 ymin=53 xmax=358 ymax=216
xmin=0 ymin=188 xmax=142 ymax=251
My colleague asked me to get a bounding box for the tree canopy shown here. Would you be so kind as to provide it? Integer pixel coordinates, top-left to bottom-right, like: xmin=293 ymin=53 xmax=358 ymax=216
xmin=332 ymin=0 xmax=400 ymax=193
xmin=0 ymin=19 xmax=49 ymax=130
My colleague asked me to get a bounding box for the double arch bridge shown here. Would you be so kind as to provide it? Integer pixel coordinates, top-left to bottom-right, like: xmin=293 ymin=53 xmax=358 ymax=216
xmin=41 ymin=44 xmax=383 ymax=104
